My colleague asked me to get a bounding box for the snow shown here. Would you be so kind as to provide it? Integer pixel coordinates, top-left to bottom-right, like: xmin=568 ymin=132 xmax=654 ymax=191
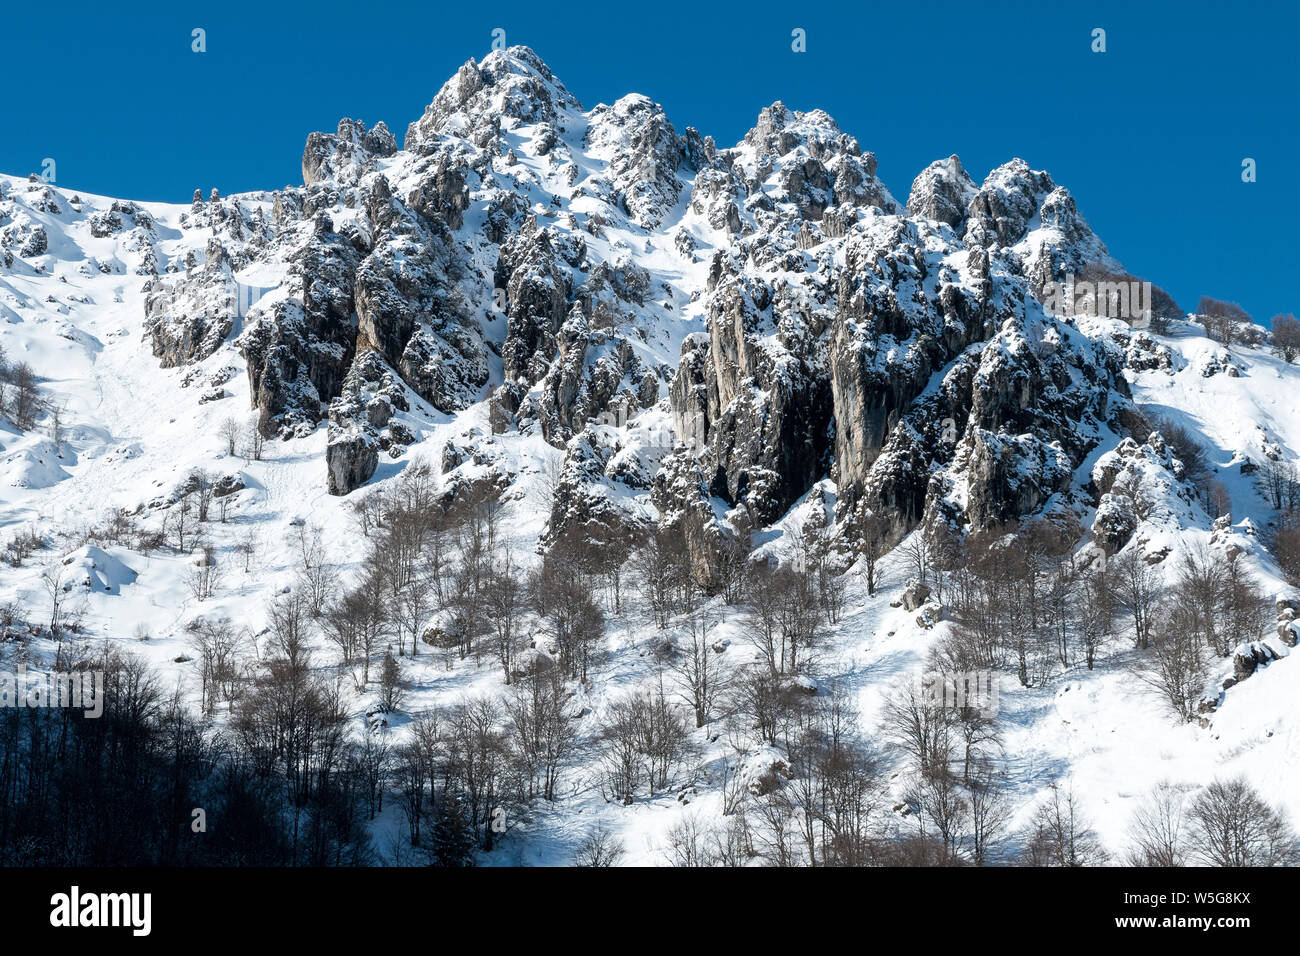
xmin=2 ymin=88 xmax=1299 ymax=867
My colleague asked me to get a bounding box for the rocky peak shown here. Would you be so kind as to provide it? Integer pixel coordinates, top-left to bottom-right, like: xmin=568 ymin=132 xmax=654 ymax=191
xmin=584 ymin=93 xmax=687 ymax=229
xmin=303 ymin=117 xmax=397 ymax=187
xmin=405 ymin=46 xmax=581 ymax=151
xmin=742 ymin=102 xmax=858 ymax=163
xmin=734 ymin=102 xmax=895 ymax=221
xmin=130 ymin=43 xmax=1155 ymax=541
xmin=906 ymin=154 xmax=977 ymax=229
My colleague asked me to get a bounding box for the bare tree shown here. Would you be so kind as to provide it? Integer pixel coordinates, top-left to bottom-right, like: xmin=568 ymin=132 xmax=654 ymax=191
xmin=8 ymin=361 xmax=42 ymax=430
xmin=531 ymin=548 xmax=605 ymax=682
xmin=1260 ymin=458 xmax=1300 ymax=512
xmin=743 ymin=561 xmax=823 ymax=677
xmin=190 ymin=616 xmax=247 ymax=713
xmin=376 ymin=650 xmax=405 ymax=714
xmin=899 ymin=530 xmax=932 ymax=586
xmin=1111 ymin=548 xmax=1164 ymax=650
xmin=234 ymin=527 xmax=260 ymax=573
xmin=909 ymin=767 xmax=969 ymax=861
xmin=506 ymin=669 xmax=577 ymax=801
xmin=856 ymin=507 xmax=891 ymax=597
xmin=1125 ymin=781 xmax=1189 ymax=866
xmin=266 ymin=590 xmax=315 ymax=668
xmin=671 ymin=607 xmax=728 ymax=728
xmin=443 ymin=697 xmax=516 ymax=850
xmin=1076 ymin=564 xmax=1116 ymax=669
xmin=632 ymin=530 xmax=693 ymax=629
xmin=1024 ymin=782 xmax=1110 ymax=866
xmin=716 ymin=508 xmax=754 ymax=605
xmin=1272 ymin=313 xmax=1300 ymax=363
xmin=1141 ymin=608 xmax=1211 ymax=721
xmin=41 ymin=560 xmax=71 ymax=638
xmin=188 ymin=469 xmax=215 ymax=522
xmin=599 ymin=685 xmax=697 ymax=802
xmin=968 ymin=759 xmax=1013 ymax=866
xmin=484 ymin=549 xmax=525 ymax=683
xmin=1277 ymin=515 xmax=1300 ymax=586
xmin=1186 ymin=777 xmax=1298 ymax=866
xmin=186 ymin=545 xmax=222 ymax=601
xmin=244 ymin=419 xmax=265 ymax=461
xmin=1198 ymin=296 xmax=1250 ymax=346
xmin=326 ymin=562 xmax=389 ymax=686
xmin=294 ymin=524 xmax=339 ymax=618
xmin=218 ymin=416 xmax=241 ymax=455
xmin=164 ymin=493 xmax=196 ymax=553
xmin=574 ymin=823 xmax=626 ymax=866
xmin=392 ymin=742 xmax=427 ymax=846
xmin=881 ymin=677 xmax=958 ymax=781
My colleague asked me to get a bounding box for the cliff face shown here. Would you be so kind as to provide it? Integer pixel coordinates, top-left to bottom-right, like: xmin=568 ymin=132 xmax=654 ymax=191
xmin=132 ymin=46 xmax=1145 ymax=562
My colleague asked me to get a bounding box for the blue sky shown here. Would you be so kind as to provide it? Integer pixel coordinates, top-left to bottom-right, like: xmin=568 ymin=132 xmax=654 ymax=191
xmin=5 ymin=0 xmax=1295 ymax=322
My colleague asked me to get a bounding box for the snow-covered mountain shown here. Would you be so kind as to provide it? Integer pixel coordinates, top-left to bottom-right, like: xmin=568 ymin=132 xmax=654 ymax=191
xmin=1 ymin=46 xmax=1297 ymax=866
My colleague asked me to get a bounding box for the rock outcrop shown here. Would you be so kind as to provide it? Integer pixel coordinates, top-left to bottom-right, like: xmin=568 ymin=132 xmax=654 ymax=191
xmin=134 ymin=44 xmax=1158 ymax=529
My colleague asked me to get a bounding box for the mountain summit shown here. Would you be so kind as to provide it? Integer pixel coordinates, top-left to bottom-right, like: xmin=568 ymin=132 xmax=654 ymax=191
xmin=1 ymin=46 xmax=1297 ymax=866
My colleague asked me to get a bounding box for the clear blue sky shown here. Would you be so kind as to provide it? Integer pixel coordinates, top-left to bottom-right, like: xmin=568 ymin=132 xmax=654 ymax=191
xmin=5 ymin=0 xmax=1295 ymax=322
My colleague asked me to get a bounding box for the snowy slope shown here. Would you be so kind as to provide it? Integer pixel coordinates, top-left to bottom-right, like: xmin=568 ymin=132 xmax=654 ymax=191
xmin=2 ymin=47 xmax=1298 ymax=866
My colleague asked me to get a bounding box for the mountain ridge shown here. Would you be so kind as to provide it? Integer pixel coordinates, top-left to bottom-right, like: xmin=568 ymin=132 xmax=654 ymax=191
xmin=1 ymin=45 xmax=1297 ymax=866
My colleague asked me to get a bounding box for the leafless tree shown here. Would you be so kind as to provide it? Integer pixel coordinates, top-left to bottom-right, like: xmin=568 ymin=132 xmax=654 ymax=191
xmin=881 ymin=677 xmax=958 ymax=781
xmin=244 ymin=419 xmax=265 ymax=461
xmin=218 ymin=416 xmax=241 ymax=455
xmin=1076 ymin=564 xmax=1116 ymax=669
xmin=376 ymin=650 xmax=405 ymax=714
xmin=1141 ymin=608 xmax=1212 ymax=722
xmin=8 ymin=361 xmax=42 ymax=430
xmin=392 ymin=742 xmax=427 ymax=846
xmin=856 ymin=506 xmax=891 ymax=597
xmin=186 ymin=545 xmax=222 ymax=601
xmin=1260 ymin=458 xmax=1300 ymax=512
xmin=506 ymin=669 xmax=577 ymax=801
xmin=234 ymin=527 xmax=260 ymax=573
xmin=1111 ymin=548 xmax=1164 ymax=650
xmin=1023 ymin=781 xmax=1110 ymax=866
xmin=1276 ymin=515 xmax=1300 ymax=586
xmin=531 ymin=548 xmax=604 ymax=682
xmin=294 ymin=524 xmax=339 ymax=618
xmin=743 ymin=561 xmax=823 ymax=677
xmin=574 ymin=823 xmax=626 ymax=866
xmin=899 ymin=530 xmax=932 ymax=586
xmin=1272 ymin=313 xmax=1300 ymax=363
xmin=1186 ymin=777 xmax=1298 ymax=866
xmin=599 ymin=684 xmax=697 ymax=802
xmin=908 ymin=767 xmax=969 ymax=861
xmin=266 ymin=590 xmax=315 ymax=669
xmin=1198 ymin=296 xmax=1250 ymax=345
xmin=164 ymin=493 xmax=196 ymax=553
xmin=485 ymin=549 xmax=525 ymax=683
xmin=632 ymin=529 xmax=694 ymax=628
xmin=1125 ymin=781 xmax=1190 ymax=866
xmin=717 ymin=508 xmax=754 ymax=605
xmin=326 ymin=574 xmax=380 ymax=685
xmin=443 ymin=697 xmax=517 ymax=850
xmin=188 ymin=469 xmax=215 ymax=522
xmin=968 ymin=758 xmax=1013 ymax=866
xmin=190 ymin=615 xmax=247 ymax=713
xmin=671 ymin=607 xmax=728 ymax=728
xmin=41 ymin=560 xmax=72 ymax=639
